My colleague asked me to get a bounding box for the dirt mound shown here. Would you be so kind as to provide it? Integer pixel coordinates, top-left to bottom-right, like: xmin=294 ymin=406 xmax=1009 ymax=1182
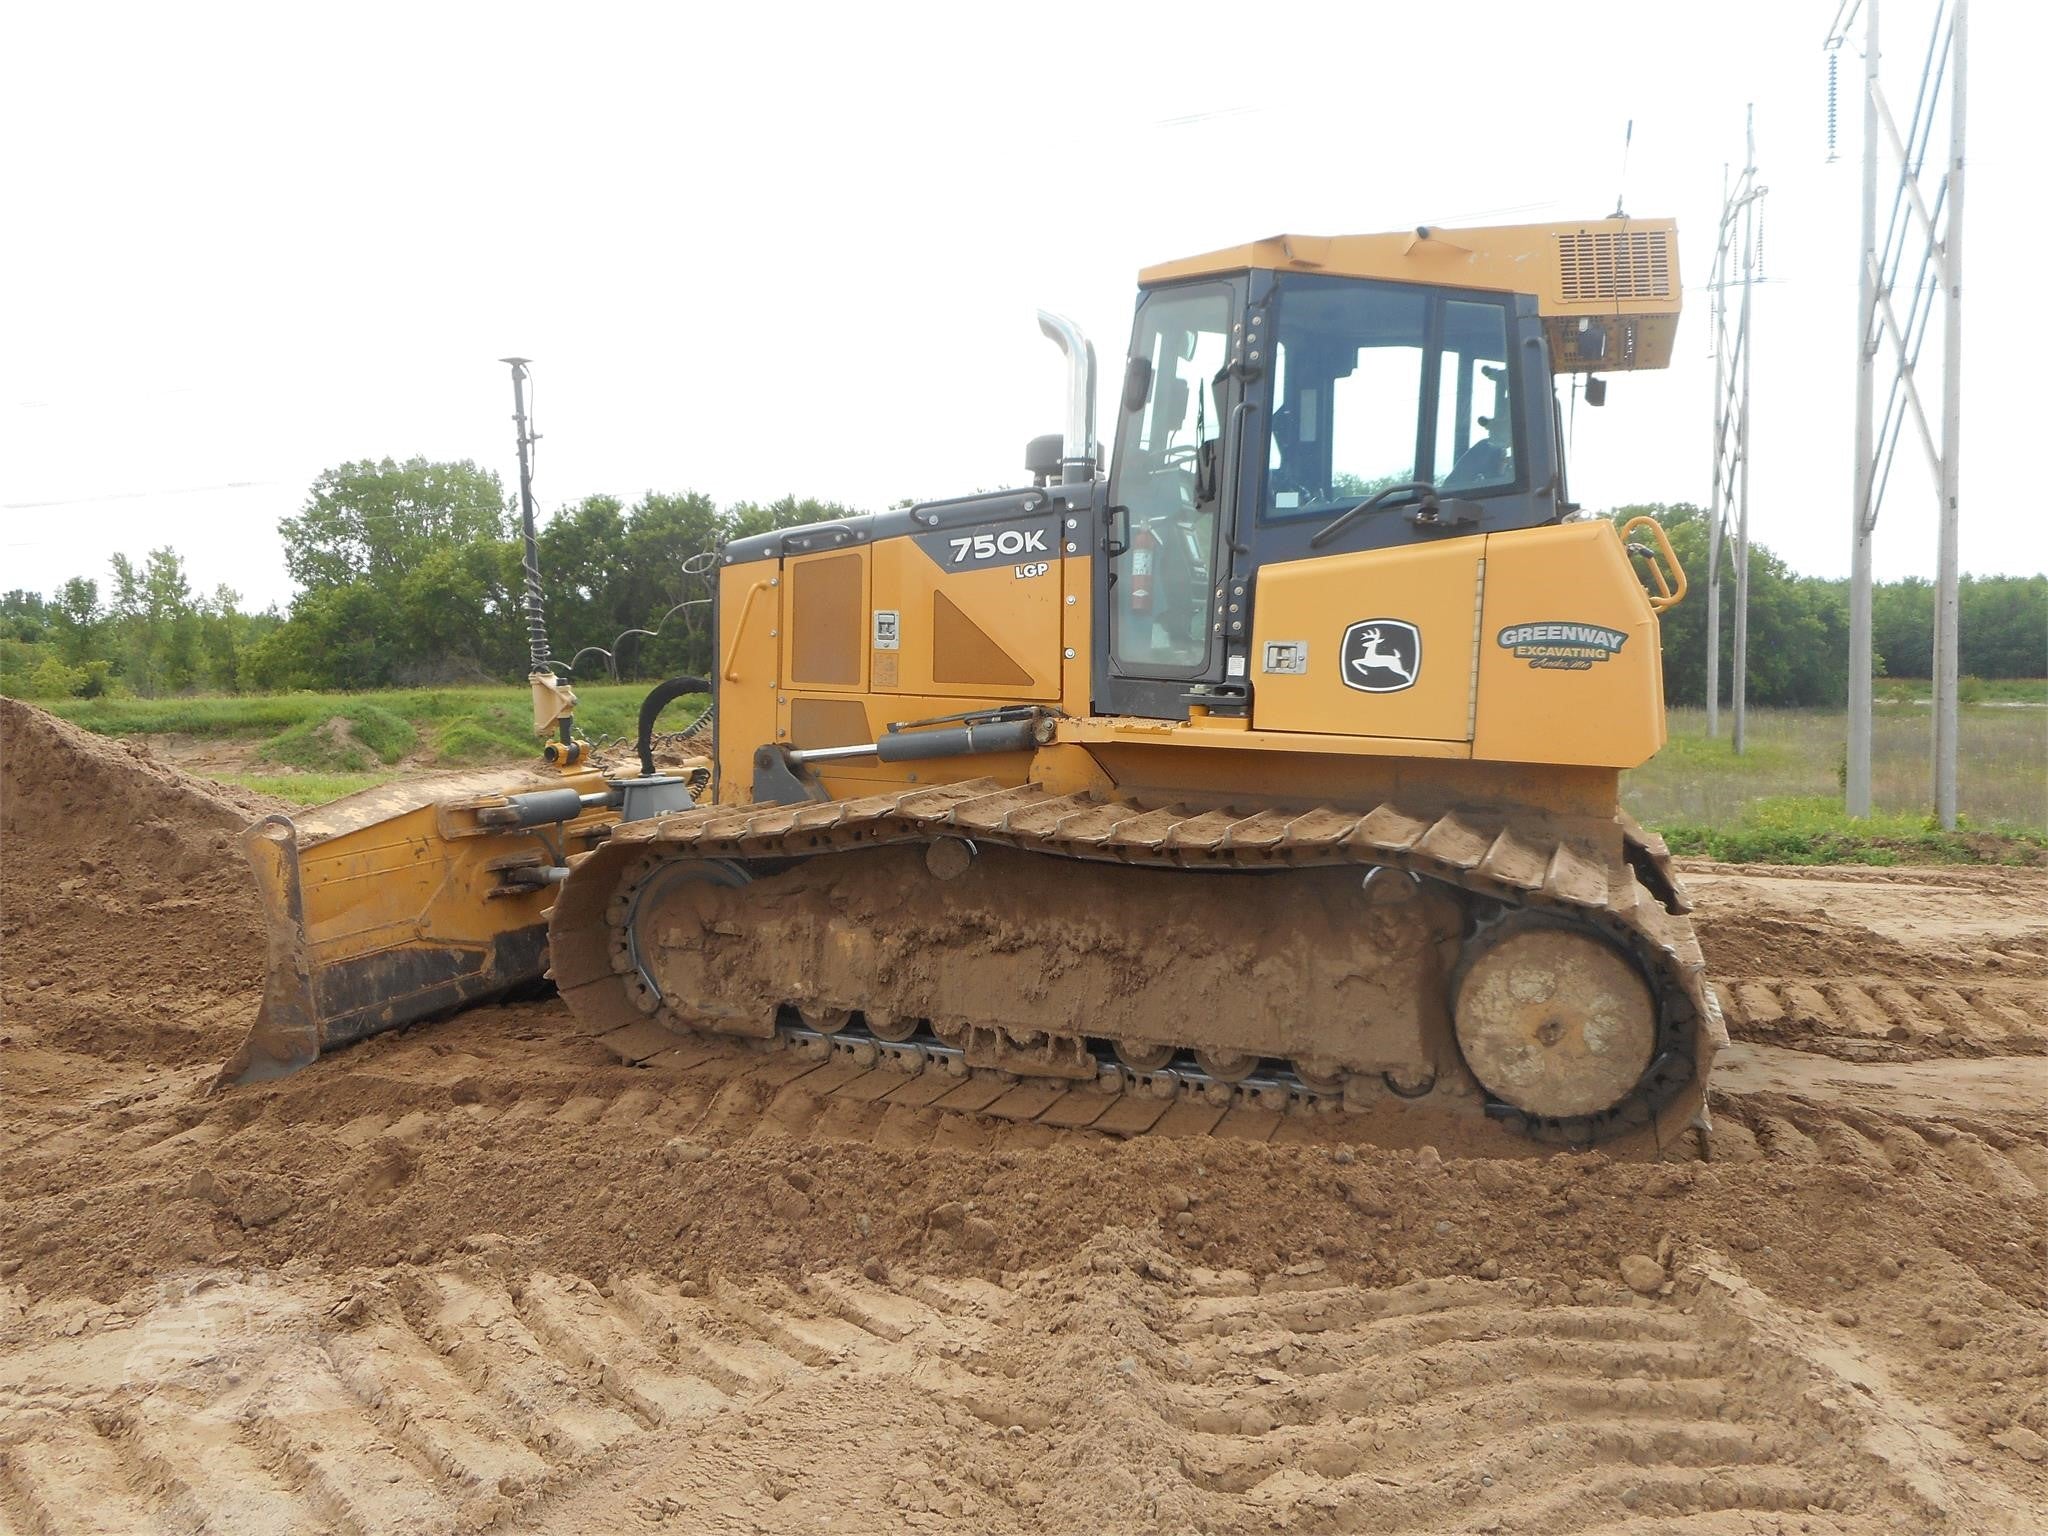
xmin=0 ymin=697 xmax=281 ymax=1064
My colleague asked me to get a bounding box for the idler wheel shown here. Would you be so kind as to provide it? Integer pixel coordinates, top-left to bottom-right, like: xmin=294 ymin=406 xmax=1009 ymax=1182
xmin=1454 ymin=923 xmax=1655 ymax=1119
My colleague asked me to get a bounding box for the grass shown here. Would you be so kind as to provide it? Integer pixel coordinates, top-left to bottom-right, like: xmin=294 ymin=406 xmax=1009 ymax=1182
xmin=32 ymin=683 xmax=701 ymax=776
xmin=258 ymin=701 xmax=417 ymax=772
xmin=1652 ymin=795 xmax=2045 ymax=866
xmin=39 ymin=683 xmax=665 ymax=745
xmin=222 ymin=771 xmax=399 ymax=805
xmin=16 ymin=683 xmax=2042 ymax=864
xmin=1627 ymin=702 xmax=2046 ymax=864
xmin=1873 ymin=675 xmax=2046 ymax=706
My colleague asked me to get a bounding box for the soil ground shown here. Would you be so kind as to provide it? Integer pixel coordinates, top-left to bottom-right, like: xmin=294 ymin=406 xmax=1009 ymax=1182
xmin=3 ymin=697 xmax=2044 ymax=1534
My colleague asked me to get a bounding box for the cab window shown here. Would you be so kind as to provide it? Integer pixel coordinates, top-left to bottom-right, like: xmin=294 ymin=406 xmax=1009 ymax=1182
xmin=1107 ymin=283 xmax=1232 ymax=673
xmin=1262 ymin=276 xmax=1517 ymax=520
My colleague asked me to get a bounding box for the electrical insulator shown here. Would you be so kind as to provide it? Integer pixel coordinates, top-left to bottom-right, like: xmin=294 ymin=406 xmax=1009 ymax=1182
xmin=1826 ymin=51 xmax=1840 ymax=162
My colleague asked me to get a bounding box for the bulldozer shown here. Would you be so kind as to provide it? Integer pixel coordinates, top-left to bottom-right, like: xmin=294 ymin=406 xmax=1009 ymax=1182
xmin=221 ymin=216 xmax=1720 ymax=1153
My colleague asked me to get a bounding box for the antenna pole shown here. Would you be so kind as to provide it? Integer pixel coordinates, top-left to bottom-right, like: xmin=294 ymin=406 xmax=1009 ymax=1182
xmin=1612 ymin=119 xmax=1634 ymax=218
xmin=502 ymin=357 xmax=575 ymax=748
xmin=503 ymin=358 xmax=551 ymax=675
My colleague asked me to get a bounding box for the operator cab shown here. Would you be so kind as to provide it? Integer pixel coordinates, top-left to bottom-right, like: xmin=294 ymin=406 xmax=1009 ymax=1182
xmin=1095 ymin=220 xmax=1678 ymax=723
xmin=1100 ymin=269 xmax=1564 ymax=720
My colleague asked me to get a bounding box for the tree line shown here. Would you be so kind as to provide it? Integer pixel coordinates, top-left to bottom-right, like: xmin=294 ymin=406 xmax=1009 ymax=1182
xmin=1 ymin=468 xmax=2039 ymax=704
xmin=1619 ymin=503 xmax=2043 ymax=708
xmin=1 ymin=457 xmax=853 ymax=698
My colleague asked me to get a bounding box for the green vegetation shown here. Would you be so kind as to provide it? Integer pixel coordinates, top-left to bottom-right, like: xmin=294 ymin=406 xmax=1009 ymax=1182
xmin=37 ymin=683 xmax=705 ymax=777
xmin=257 ymin=702 xmax=418 ymax=772
xmin=45 ymin=683 xmax=662 ymax=741
xmin=1 ymin=456 xmax=854 ymax=700
xmin=223 ymin=771 xmax=399 ymax=805
xmin=2 ymin=464 xmax=2038 ymax=711
xmin=1653 ymin=796 xmax=2044 ymax=866
xmin=1873 ymin=675 xmax=2047 ymax=706
xmin=27 ymin=682 xmax=2037 ymax=866
xmin=433 ymin=716 xmax=537 ymax=766
xmin=1625 ymin=701 xmax=2045 ymax=863
xmin=1613 ymin=504 xmax=2043 ymax=709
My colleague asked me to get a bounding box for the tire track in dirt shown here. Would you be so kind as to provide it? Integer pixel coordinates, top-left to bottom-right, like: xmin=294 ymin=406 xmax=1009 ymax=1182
xmin=1688 ymin=865 xmax=2048 ymax=1062
xmin=0 ymin=1239 xmax=2030 ymax=1534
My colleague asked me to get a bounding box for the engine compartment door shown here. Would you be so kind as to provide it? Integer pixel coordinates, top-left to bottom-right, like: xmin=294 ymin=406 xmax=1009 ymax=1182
xmin=868 ymin=506 xmax=1064 ymax=701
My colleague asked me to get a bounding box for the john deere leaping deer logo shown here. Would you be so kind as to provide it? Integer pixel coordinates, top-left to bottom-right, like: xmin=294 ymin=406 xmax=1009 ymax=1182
xmin=1340 ymin=619 xmax=1421 ymax=694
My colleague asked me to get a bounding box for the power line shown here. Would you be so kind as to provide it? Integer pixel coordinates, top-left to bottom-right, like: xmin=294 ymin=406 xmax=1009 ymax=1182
xmin=3 ymin=480 xmax=278 ymax=511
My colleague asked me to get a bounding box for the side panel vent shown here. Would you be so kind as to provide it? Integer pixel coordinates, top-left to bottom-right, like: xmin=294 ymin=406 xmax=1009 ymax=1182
xmin=1556 ymin=229 xmax=1673 ymax=303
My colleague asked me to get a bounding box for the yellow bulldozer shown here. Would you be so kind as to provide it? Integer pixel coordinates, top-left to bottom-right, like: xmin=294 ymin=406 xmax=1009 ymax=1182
xmin=220 ymin=216 xmax=1719 ymax=1153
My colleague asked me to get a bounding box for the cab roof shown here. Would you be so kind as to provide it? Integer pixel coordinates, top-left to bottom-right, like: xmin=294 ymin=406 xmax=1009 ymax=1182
xmin=1139 ymin=217 xmax=1681 ymax=372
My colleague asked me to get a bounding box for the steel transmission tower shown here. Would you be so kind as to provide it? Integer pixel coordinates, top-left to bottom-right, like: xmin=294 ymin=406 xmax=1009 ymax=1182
xmin=1826 ymin=0 xmax=1967 ymax=825
xmin=1706 ymin=108 xmax=1766 ymax=751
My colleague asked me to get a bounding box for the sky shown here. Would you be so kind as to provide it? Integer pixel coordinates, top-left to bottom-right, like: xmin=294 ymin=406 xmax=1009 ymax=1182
xmin=3 ymin=0 xmax=2041 ymax=614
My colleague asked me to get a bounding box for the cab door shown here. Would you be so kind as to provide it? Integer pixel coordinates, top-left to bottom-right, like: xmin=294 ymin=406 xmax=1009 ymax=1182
xmin=1095 ymin=278 xmax=1243 ymax=719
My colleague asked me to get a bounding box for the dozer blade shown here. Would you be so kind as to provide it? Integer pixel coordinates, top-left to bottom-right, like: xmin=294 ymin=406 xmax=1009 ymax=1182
xmin=214 ymin=766 xmax=617 ymax=1088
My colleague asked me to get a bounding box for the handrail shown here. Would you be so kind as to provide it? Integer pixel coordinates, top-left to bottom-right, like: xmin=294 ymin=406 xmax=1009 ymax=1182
xmin=722 ymin=580 xmax=773 ymax=682
xmin=1620 ymin=515 xmax=1688 ymax=612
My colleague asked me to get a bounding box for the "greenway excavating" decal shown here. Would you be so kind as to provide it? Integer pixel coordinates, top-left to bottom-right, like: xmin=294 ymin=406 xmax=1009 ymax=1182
xmin=1496 ymin=621 xmax=1628 ymax=671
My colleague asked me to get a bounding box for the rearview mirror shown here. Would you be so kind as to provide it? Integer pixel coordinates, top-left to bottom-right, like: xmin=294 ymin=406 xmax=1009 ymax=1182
xmin=1585 ymin=375 xmax=1608 ymax=408
xmin=1121 ymin=356 xmax=1153 ymax=413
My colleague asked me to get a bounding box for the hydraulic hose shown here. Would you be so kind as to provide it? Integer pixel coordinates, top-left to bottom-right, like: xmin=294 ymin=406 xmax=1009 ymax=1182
xmin=637 ymin=676 xmax=712 ymax=778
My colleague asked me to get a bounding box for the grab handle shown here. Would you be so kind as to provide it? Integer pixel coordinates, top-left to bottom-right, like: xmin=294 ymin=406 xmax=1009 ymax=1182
xmin=1620 ymin=516 xmax=1687 ymax=612
xmin=722 ymin=579 xmax=773 ymax=682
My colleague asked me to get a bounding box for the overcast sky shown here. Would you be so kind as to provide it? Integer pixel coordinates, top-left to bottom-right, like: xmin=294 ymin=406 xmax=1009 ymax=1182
xmin=3 ymin=1 xmax=2040 ymax=613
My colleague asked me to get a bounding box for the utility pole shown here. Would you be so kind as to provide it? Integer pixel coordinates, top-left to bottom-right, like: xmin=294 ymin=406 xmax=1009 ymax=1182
xmin=1707 ymin=165 xmax=1727 ymax=742
xmin=1828 ymin=0 xmax=1964 ymax=826
xmin=1707 ymin=109 xmax=1765 ymax=749
xmin=1839 ymin=0 xmax=1880 ymax=816
xmin=1933 ymin=0 xmax=1965 ymax=829
xmin=1734 ymin=106 xmax=1758 ymax=756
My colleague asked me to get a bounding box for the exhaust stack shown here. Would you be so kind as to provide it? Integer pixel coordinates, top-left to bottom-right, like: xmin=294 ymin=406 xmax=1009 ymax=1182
xmin=1035 ymin=310 xmax=1098 ymax=484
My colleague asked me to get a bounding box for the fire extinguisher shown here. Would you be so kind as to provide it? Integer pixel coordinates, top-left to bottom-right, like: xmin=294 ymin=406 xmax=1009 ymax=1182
xmin=1128 ymin=523 xmax=1161 ymax=616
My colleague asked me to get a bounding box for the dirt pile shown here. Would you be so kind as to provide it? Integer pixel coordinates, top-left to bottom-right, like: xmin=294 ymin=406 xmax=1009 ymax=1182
xmin=0 ymin=697 xmax=279 ymax=1063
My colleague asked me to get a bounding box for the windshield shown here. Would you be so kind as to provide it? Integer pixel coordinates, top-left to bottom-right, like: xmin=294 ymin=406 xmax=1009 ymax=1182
xmin=1263 ymin=275 xmax=1518 ymax=521
xmin=1107 ymin=283 xmax=1232 ymax=674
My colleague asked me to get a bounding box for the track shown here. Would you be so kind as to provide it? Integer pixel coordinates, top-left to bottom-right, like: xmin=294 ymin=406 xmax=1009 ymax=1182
xmin=2 ymin=1241 xmax=2029 ymax=1534
xmin=550 ymin=778 xmax=1725 ymax=1150
xmin=1691 ymin=864 xmax=2048 ymax=1061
